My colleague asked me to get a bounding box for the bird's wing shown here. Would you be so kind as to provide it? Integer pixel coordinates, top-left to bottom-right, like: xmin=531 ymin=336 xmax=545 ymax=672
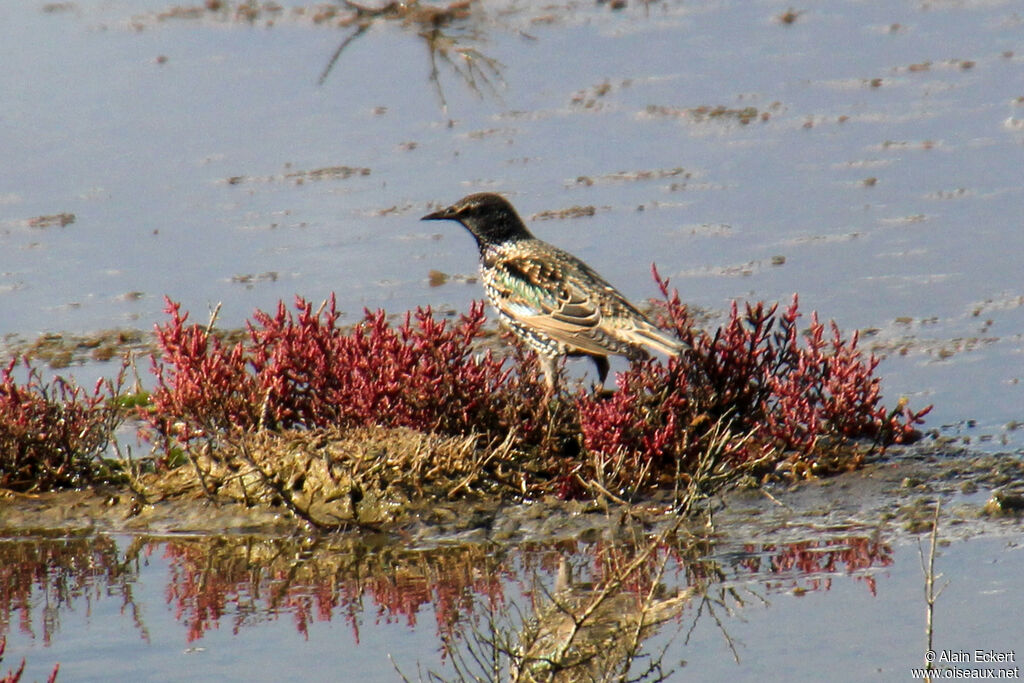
xmin=488 ymin=249 xmax=646 ymax=357
xmin=563 ymin=252 xmax=685 ymax=356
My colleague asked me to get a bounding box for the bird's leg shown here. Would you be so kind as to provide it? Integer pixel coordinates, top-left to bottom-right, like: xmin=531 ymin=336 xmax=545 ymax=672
xmin=539 ymin=355 xmax=560 ymax=398
xmin=590 ymin=355 xmax=611 ymax=396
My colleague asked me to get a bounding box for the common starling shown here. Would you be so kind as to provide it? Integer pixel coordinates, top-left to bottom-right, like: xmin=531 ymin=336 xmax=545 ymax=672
xmin=422 ymin=192 xmax=682 ymax=391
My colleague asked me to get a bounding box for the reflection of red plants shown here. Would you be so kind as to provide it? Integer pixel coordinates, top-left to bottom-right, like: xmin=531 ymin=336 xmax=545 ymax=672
xmin=0 ymin=534 xmax=895 ymax=664
xmin=164 ymin=543 xmax=236 ymax=642
xmin=0 ymin=358 xmax=119 ymax=492
xmin=589 ymin=541 xmax=662 ymax=599
xmin=0 ymin=636 xmax=56 ymax=683
xmin=160 ymin=541 xmax=507 ymax=643
xmin=0 ymin=537 xmax=132 ymax=647
xmin=0 ymin=539 xmax=138 ymax=683
xmin=740 ymin=536 xmax=893 ymax=596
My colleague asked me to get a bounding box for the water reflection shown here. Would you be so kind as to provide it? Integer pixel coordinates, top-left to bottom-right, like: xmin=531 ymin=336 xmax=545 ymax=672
xmin=0 ymin=534 xmax=145 ymax=645
xmin=317 ymin=0 xmax=506 ymax=109
xmin=0 ymin=531 xmax=892 ymax=678
xmin=738 ymin=536 xmax=893 ymax=596
xmin=137 ymin=0 xmax=509 ymax=109
xmin=161 ymin=536 xmax=509 ymax=642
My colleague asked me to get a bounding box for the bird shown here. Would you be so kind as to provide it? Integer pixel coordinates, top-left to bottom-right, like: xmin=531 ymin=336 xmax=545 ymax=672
xmin=512 ymin=555 xmax=696 ymax=682
xmin=421 ymin=192 xmax=682 ymax=392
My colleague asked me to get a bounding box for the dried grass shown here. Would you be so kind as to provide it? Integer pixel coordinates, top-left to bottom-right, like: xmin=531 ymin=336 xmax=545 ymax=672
xmin=141 ymin=426 xmax=523 ymax=528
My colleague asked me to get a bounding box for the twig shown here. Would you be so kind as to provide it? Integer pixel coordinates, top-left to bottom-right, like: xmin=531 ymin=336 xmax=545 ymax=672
xmin=576 ymin=473 xmax=629 ymax=506
xmin=918 ymin=500 xmax=948 ymax=682
xmin=760 ymin=487 xmax=792 ymax=511
xmin=188 ymin=439 xmax=221 ymax=502
xmin=110 ymin=439 xmax=149 ymax=506
xmin=317 ymin=23 xmax=371 ymax=86
xmin=446 ymin=431 xmax=510 ymax=499
xmin=542 ymin=516 xmax=687 ymax=676
xmin=257 ymin=385 xmax=273 ymax=432
xmin=205 ymin=301 xmax=222 ymax=336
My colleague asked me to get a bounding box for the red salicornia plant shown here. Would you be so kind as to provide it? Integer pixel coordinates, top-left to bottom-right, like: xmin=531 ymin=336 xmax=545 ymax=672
xmin=575 ymin=267 xmax=930 ymax=494
xmin=148 ymin=296 xmax=514 ymax=454
xmin=145 ymin=269 xmax=929 ymax=500
xmin=1 ymin=267 xmax=929 ymax=503
xmin=0 ymin=358 xmax=121 ymax=492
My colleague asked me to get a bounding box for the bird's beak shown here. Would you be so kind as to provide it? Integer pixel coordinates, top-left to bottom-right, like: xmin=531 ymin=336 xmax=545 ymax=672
xmin=421 ymin=205 xmax=456 ymax=221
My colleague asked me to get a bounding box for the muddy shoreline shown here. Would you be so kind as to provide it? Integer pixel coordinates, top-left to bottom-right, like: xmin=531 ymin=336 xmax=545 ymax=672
xmin=3 ymin=444 xmax=1020 ymax=547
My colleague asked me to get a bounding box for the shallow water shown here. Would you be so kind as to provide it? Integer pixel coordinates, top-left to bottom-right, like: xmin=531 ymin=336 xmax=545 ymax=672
xmin=1 ymin=528 xmax=1020 ymax=682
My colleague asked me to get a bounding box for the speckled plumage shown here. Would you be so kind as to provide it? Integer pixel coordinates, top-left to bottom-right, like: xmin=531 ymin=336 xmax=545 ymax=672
xmin=422 ymin=192 xmax=683 ymax=391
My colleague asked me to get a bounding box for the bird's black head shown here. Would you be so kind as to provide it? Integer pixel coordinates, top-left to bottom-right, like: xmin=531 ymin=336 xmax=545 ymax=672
xmin=421 ymin=193 xmax=534 ymax=249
